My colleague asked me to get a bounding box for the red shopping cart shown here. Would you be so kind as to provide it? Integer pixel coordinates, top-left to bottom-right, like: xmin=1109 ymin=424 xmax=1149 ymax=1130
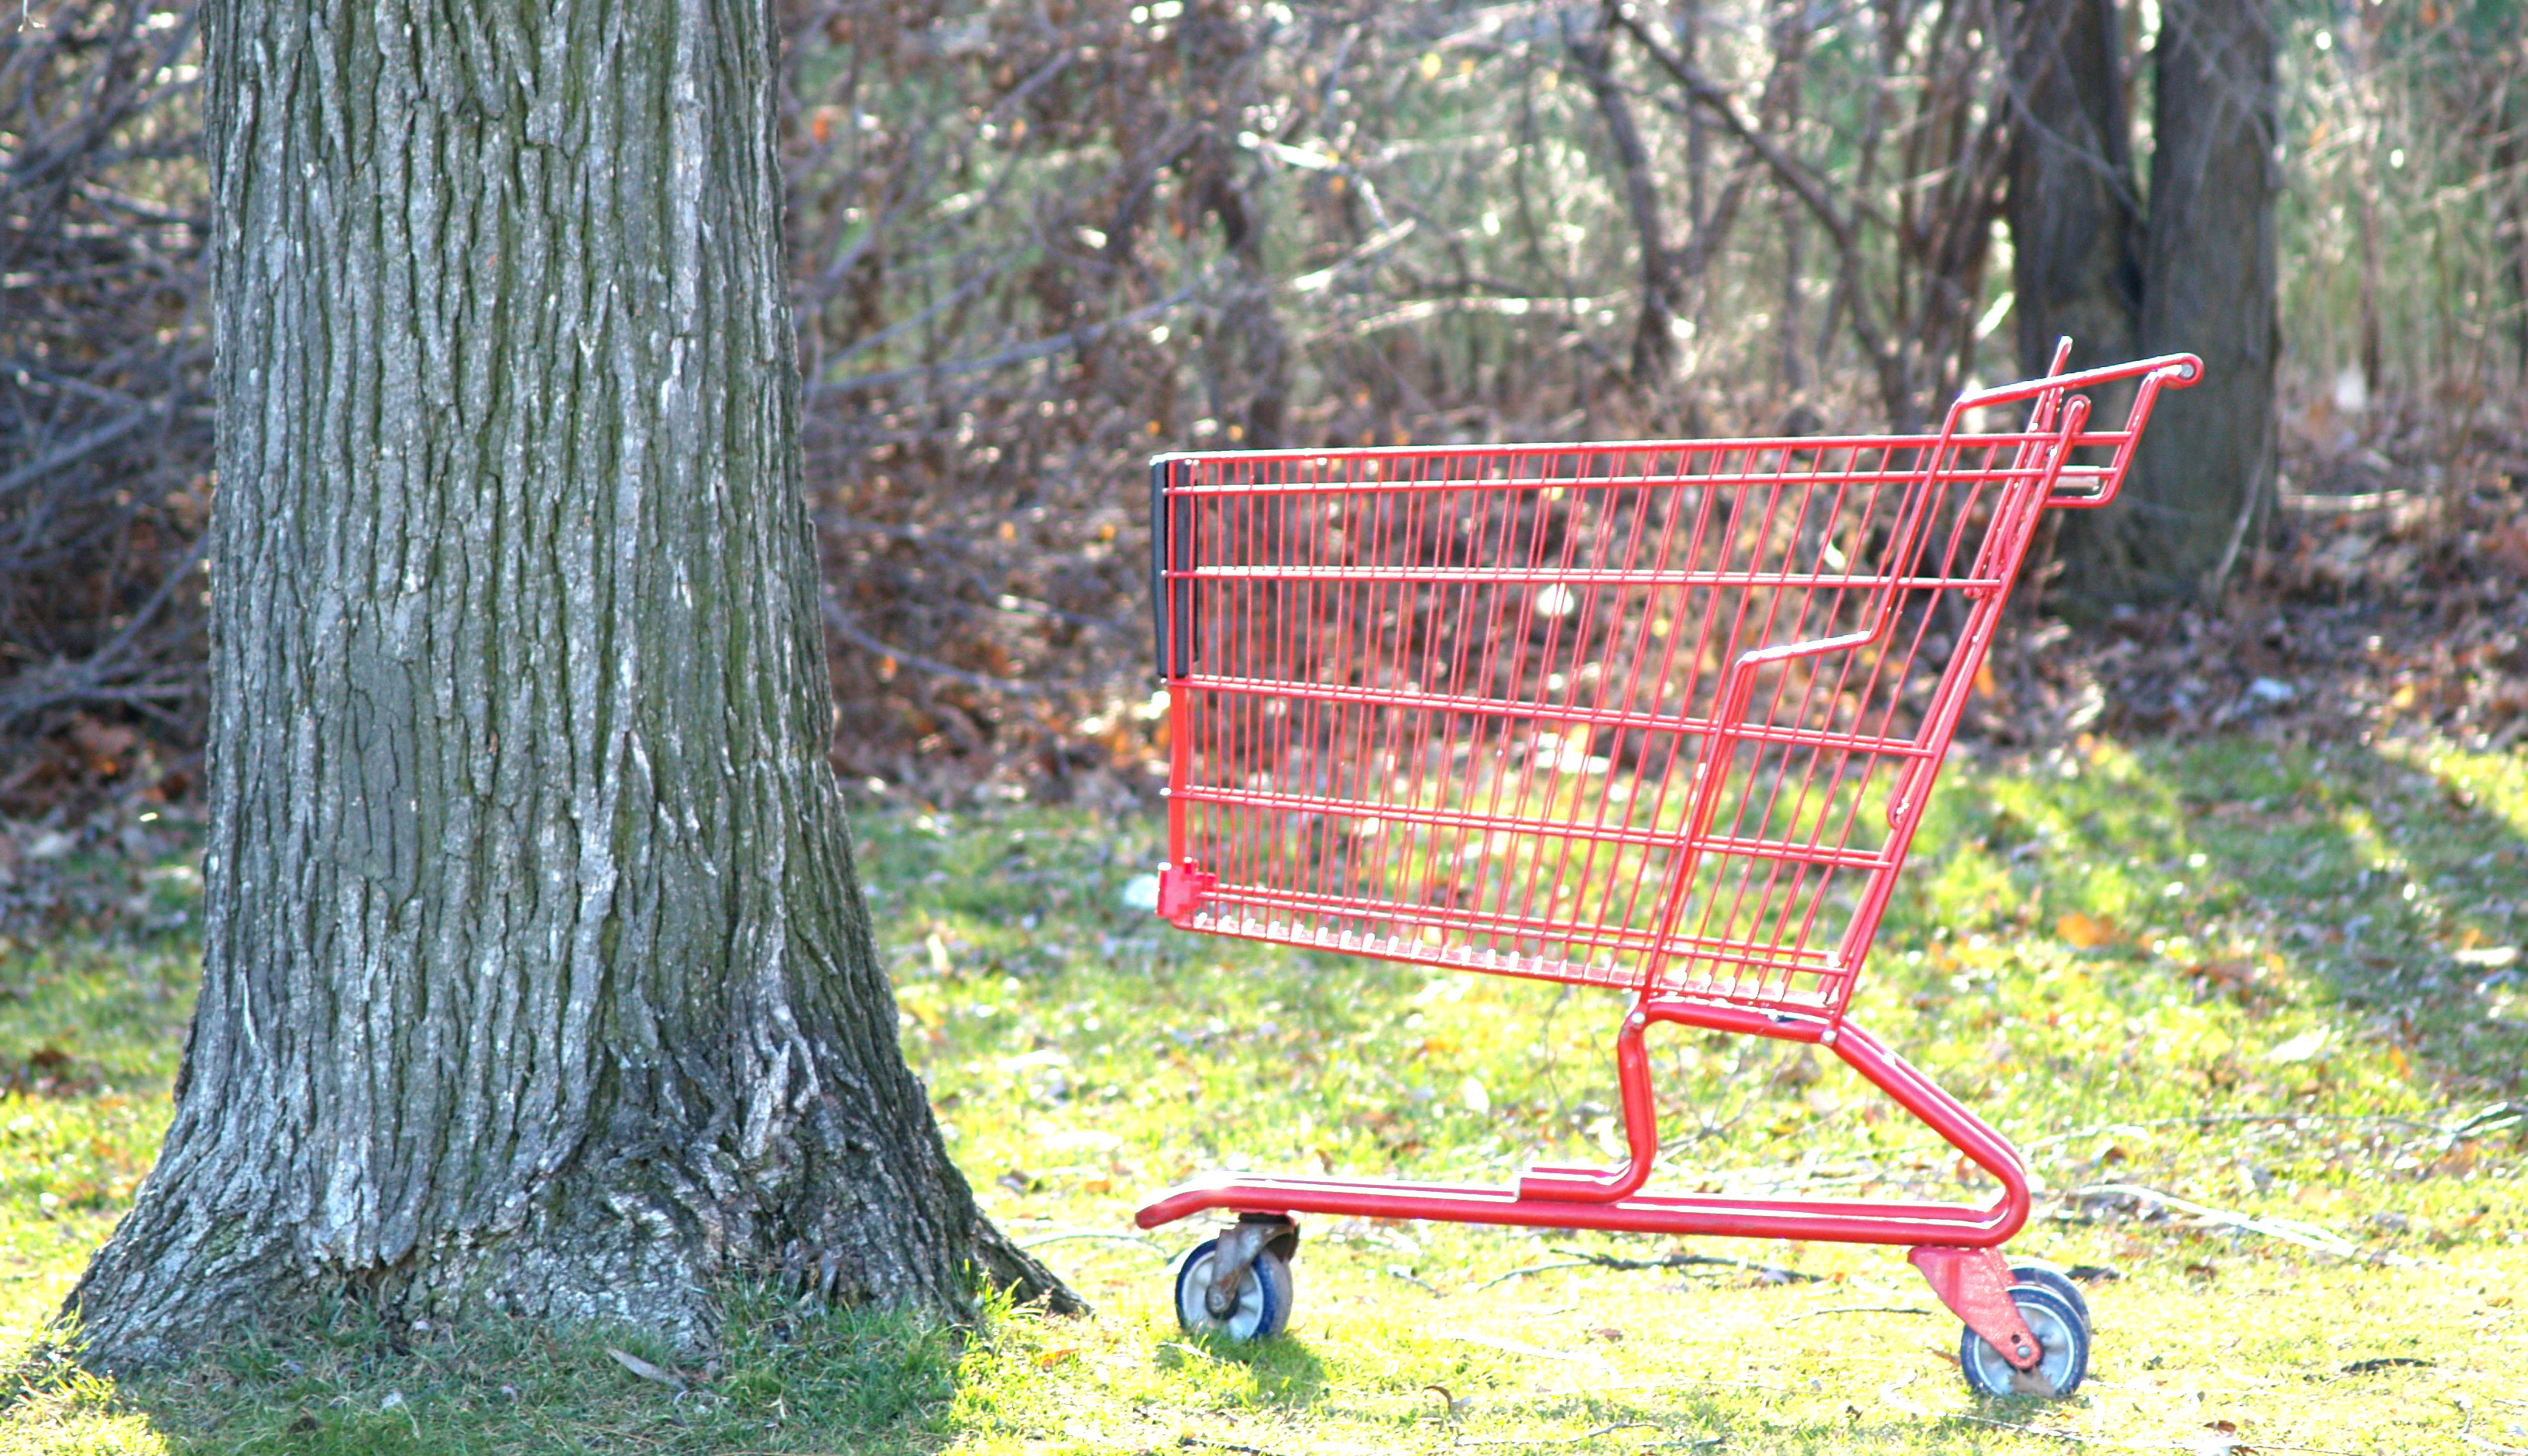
xmin=1135 ymin=341 xmax=2199 ymax=1398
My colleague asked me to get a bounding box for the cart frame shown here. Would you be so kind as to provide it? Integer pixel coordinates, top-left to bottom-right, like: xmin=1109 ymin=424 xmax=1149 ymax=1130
xmin=1134 ymin=342 xmax=2200 ymax=1392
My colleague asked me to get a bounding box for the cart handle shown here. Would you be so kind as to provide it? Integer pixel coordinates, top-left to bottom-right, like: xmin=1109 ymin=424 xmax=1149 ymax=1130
xmin=1151 ymin=456 xmax=1198 ymax=677
xmin=1953 ymin=350 xmax=2201 ymax=514
xmin=1948 ymin=350 xmax=2200 ymax=418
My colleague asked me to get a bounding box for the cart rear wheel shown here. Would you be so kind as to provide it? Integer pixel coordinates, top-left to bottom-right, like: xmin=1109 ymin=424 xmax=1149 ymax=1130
xmin=2009 ymin=1261 xmax=2092 ymax=1327
xmin=1173 ymin=1238 xmax=1294 ymax=1341
xmin=1957 ymin=1283 xmax=2088 ymax=1399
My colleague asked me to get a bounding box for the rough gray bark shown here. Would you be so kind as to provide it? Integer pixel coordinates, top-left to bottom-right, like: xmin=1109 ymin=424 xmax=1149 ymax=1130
xmin=2004 ymin=0 xmax=2142 ymax=381
xmin=1184 ymin=5 xmax=1289 ymax=449
xmin=2055 ymin=0 xmax=2279 ymax=606
xmin=69 ymin=0 xmax=1074 ymax=1369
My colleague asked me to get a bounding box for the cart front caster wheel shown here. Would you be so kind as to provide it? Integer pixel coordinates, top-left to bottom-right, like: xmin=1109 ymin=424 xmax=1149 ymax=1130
xmin=2010 ymin=1261 xmax=2092 ymax=1327
xmin=1173 ymin=1237 xmax=1294 ymax=1341
xmin=1958 ymin=1283 xmax=2088 ymax=1399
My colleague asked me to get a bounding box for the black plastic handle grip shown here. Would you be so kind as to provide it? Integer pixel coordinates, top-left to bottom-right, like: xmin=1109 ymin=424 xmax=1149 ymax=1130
xmin=1149 ymin=456 xmax=1196 ymax=678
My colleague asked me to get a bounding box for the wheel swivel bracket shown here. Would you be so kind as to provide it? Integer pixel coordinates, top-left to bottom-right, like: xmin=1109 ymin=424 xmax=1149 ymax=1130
xmin=1909 ymin=1245 xmax=2046 ymax=1378
xmin=1205 ymin=1213 xmax=1299 ymax=1320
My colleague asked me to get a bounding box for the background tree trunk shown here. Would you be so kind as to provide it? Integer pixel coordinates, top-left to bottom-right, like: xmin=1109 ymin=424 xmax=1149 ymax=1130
xmin=2004 ymin=0 xmax=2143 ymax=381
xmin=69 ymin=0 xmax=1072 ymax=1368
xmin=1569 ymin=16 xmax=1678 ymax=386
xmin=2056 ymin=0 xmax=2280 ymax=607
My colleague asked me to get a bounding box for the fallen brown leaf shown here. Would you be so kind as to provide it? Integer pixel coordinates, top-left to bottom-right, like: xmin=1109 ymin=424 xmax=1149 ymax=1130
xmin=604 ymin=1347 xmax=686 ymax=1391
xmin=2057 ymin=912 xmax=2116 ymax=949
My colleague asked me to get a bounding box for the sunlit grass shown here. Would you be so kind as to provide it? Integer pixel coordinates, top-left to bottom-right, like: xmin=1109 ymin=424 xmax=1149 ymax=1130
xmin=2 ymin=733 xmax=2524 ymax=1451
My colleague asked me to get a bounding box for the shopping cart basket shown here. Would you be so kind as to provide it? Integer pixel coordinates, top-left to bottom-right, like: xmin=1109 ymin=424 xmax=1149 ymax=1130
xmin=1134 ymin=341 xmax=2200 ymax=1398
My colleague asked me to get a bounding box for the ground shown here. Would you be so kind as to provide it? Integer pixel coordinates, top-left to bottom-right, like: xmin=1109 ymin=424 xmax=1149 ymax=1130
xmin=0 ymin=733 xmax=2523 ymax=1453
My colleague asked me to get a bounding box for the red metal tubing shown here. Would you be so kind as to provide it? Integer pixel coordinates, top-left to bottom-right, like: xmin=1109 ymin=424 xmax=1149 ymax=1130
xmin=1637 ymin=993 xmax=1827 ymax=1042
xmin=1950 ymin=351 xmax=2200 ymax=415
xmin=1633 ymin=996 xmax=2030 ymax=1235
xmin=1151 ymin=433 xmax=2114 ymax=486
xmin=1515 ymin=1004 xmax=1660 ymax=1202
xmin=1166 ymin=905 xmax=1847 ymax=994
xmin=1135 ymin=1007 xmax=2031 ymax=1250
xmin=1161 ymin=682 xmax=1939 ymax=764
xmin=1133 ymin=1170 xmax=2021 ymax=1247
xmin=1820 ymin=1022 xmax=2032 ymax=1235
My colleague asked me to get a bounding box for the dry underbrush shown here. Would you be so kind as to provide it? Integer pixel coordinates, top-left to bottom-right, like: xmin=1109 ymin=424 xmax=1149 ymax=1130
xmin=5 ymin=0 xmax=2526 ymax=838
xmin=1980 ymin=388 xmax=2528 ymax=754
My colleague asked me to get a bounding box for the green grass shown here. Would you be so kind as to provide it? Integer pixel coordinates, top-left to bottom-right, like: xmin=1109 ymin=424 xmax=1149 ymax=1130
xmin=2 ymin=733 xmax=2525 ymax=1452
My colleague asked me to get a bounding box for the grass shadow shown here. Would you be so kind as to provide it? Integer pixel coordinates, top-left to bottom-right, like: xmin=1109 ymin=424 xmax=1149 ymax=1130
xmin=1157 ymin=1328 xmax=1330 ymax=1408
xmin=1894 ymin=735 xmax=2528 ymax=1106
xmin=3 ymin=1287 xmax=975 ymax=1455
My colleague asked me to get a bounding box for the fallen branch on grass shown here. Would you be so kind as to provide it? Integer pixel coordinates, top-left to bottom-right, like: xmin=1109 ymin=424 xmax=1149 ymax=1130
xmin=2021 ymin=1107 xmax=2498 ymax=1154
xmin=1015 ymin=1229 xmax=1169 ymax=1258
xmin=2339 ymin=1356 xmax=2434 ymax=1374
xmin=2451 ymin=1102 xmax=2524 ymax=1139
xmin=1178 ymin=1438 xmax=1287 ymax=1456
xmin=1960 ymin=1416 xmax=2368 ymax=1454
xmin=2458 ymin=1393 xmax=2528 ymax=1454
xmin=2068 ymin=1183 xmax=2434 ymax=1266
xmin=1470 ymin=1258 xmax=1600 ymax=1293
xmin=1776 ymin=1303 xmax=1932 ymax=1323
xmin=1440 ymin=1331 xmax=1609 ymax=1368
xmin=1451 ymin=1420 xmax=1661 ymax=1447
xmin=1954 ymin=1415 xmax=2097 ymax=1445
xmin=1549 ymin=1246 xmax=1819 ymax=1283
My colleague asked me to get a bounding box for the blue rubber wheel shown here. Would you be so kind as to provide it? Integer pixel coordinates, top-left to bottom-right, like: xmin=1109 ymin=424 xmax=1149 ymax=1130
xmin=1173 ymin=1237 xmax=1293 ymax=1341
xmin=1958 ymin=1283 xmax=2088 ymax=1399
xmin=2010 ymin=1261 xmax=2093 ymax=1328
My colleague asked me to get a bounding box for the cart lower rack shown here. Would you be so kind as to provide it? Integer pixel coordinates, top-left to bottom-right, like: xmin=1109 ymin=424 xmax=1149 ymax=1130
xmin=1134 ymin=342 xmax=2200 ymax=1399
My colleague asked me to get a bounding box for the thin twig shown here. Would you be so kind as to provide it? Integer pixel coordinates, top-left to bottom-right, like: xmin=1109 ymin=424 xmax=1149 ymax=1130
xmin=2338 ymin=1356 xmax=2434 ymax=1375
xmin=1777 ymin=1303 xmax=1932 ymax=1323
xmin=2021 ymin=1111 xmax=2457 ymax=1151
xmin=1453 ymin=1421 xmax=1668 ymax=1448
xmin=1179 ymin=1437 xmax=1286 ymax=1456
xmin=1471 ymin=1259 xmax=1598 ymax=1293
xmin=1953 ymin=1416 xmax=2096 ymax=1445
xmin=819 ymin=600 xmax=1065 ymax=698
xmin=1550 ymin=1246 xmax=1818 ymax=1283
xmin=1441 ymin=1331 xmax=1609 ymax=1368
xmin=1963 ymin=1417 xmax=2383 ymax=1454
xmin=2461 ymin=1393 xmax=2528 ymax=1454
xmin=2067 ymin=1183 xmax=2431 ymax=1266
xmin=809 ymin=281 xmax=1204 ymax=397
xmin=1971 ymin=1410 xmax=2363 ymax=1454
xmin=1015 ymin=1231 xmax=1168 ymax=1258
xmin=0 ymin=397 xmax=172 ymax=500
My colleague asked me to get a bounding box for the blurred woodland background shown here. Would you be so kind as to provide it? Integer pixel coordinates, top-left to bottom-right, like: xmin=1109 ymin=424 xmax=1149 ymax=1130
xmin=3 ymin=0 xmax=2526 ymax=836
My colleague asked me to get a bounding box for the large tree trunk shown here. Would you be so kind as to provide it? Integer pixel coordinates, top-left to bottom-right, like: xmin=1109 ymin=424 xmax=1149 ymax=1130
xmin=70 ymin=0 xmax=1073 ymax=1369
xmin=2004 ymin=0 xmax=2142 ymax=381
xmin=2058 ymin=0 xmax=2279 ymax=606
